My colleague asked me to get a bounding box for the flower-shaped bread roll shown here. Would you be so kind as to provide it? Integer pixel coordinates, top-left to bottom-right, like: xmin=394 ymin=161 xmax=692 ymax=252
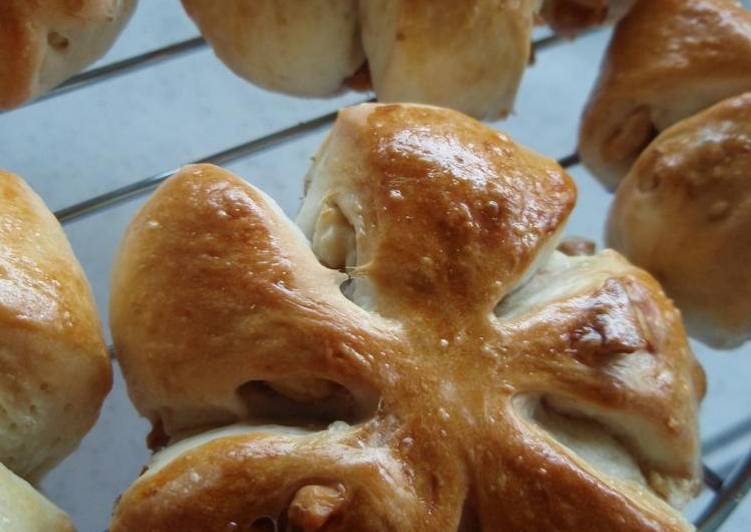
xmin=180 ymin=0 xmax=539 ymax=119
xmin=110 ymin=104 xmax=703 ymax=531
xmin=579 ymin=0 xmax=751 ymax=189
xmin=608 ymin=92 xmax=751 ymax=348
xmin=0 ymin=0 xmax=136 ymax=110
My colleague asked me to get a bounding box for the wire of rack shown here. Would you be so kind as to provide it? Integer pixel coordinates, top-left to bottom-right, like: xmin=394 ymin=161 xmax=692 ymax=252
xmin=8 ymin=28 xmax=751 ymax=532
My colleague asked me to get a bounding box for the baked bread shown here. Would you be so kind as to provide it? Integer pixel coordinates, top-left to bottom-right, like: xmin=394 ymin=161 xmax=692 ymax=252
xmin=110 ymin=104 xmax=703 ymax=531
xmin=608 ymin=92 xmax=751 ymax=348
xmin=579 ymin=0 xmax=751 ymax=189
xmin=180 ymin=0 xmax=364 ymax=97
xmin=0 ymin=0 xmax=136 ymax=110
xmin=0 ymin=170 xmax=111 ymax=482
xmin=0 ymin=462 xmax=74 ymax=532
xmin=541 ymin=0 xmax=635 ymax=36
xmin=180 ymin=0 xmax=539 ymax=118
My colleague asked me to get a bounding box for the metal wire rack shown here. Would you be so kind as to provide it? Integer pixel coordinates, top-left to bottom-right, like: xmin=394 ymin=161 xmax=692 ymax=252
xmin=6 ymin=26 xmax=751 ymax=532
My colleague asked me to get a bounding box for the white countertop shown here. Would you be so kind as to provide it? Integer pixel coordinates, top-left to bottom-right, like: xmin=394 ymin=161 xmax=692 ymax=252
xmin=1 ymin=2 xmax=750 ymax=531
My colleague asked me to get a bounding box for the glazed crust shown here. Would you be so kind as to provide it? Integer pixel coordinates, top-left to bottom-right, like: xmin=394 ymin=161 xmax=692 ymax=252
xmin=110 ymin=104 xmax=703 ymax=531
xmin=0 ymin=0 xmax=136 ymax=109
xmin=608 ymin=92 xmax=751 ymax=348
xmin=579 ymin=0 xmax=751 ymax=189
xmin=180 ymin=0 xmax=538 ymax=118
xmin=557 ymin=235 xmax=597 ymax=256
xmin=0 ymin=170 xmax=111 ymax=481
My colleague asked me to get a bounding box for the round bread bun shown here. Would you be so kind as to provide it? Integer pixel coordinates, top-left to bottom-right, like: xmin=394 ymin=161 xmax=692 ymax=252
xmin=608 ymin=92 xmax=751 ymax=348
xmin=579 ymin=0 xmax=751 ymax=189
xmin=179 ymin=0 xmax=539 ymax=119
xmin=0 ymin=0 xmax=136 ymax=110
xmin=110 ymin=104 xmax=703 ymax=531
xmin=0 ymin=170 xmax=111 ymax=482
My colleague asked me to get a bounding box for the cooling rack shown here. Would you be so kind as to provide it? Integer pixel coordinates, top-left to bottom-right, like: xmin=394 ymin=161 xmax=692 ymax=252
xmin=2 ymin=7 xmax=750 ymax=532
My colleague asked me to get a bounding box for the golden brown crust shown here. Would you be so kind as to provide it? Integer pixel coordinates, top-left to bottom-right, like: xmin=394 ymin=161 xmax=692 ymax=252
xmin=0 ymin=170 xmax=111 ymax=481
xmin=111 ymin=427 xmax=431 ymax=532
xmin=322 ymin=104 xmax=577 ymax=318
xmin=0 ymin=0 xmax=136 ymax=109
xmin=111 ymin=104 xmax=701 ymax=531
xmin=608 ymin=92 xmax=751 ymax=348
xmin=579 ymin=0 xmax=751 ymax=189
xmin=110 ymin=163 xmax=384 ymax=437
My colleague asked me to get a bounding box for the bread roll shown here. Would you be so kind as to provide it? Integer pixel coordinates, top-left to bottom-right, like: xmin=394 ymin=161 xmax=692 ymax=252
xmin=180 ymin=0 xmax=364 ymax=97
xmin=180 ymin=1 xmax=539 ymax=118
xmin=541 ymin=0 xmax=635 ymax=35
xmin=579 ymin=0 xmax=751 ymax=189
xmin=110 ymin=104 xmax=702 ymax=531
xmin=0 ymin=0 xmax=136 ymax=110
xmin=0 ymin=462 xmax=73 ymax=532
xmin=608 ymin=92 xmax=751 ymax=348
xmin=0 ymin=170 xmax=111 ymax=481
